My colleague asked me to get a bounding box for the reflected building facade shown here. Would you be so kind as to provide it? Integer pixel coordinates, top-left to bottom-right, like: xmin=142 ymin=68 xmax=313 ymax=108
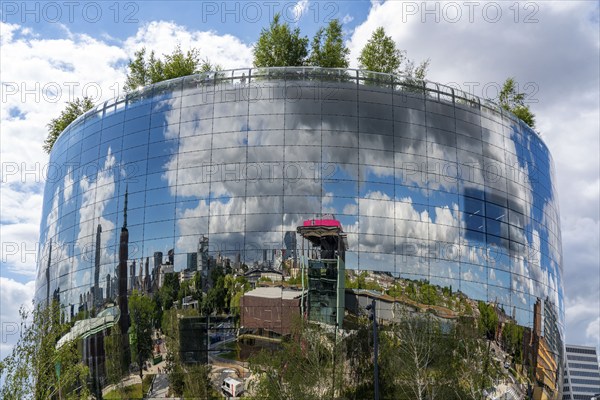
xmin=35 ymin=68 xmax=564 ymax=396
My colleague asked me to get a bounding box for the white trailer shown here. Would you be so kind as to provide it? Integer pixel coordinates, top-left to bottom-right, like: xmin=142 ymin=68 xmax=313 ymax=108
xmin=222 ymin=377 xmax=244 ymax=397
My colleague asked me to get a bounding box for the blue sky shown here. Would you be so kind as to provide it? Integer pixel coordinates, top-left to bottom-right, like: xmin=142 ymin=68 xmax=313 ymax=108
xmin=6 ymin=1 xmax=369 ymax=41
xmin=1 ymin=0 xmax=599 ymax=358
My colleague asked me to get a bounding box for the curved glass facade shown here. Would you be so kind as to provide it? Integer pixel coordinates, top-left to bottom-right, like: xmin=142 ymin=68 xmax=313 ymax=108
xmin=36 ymin=68 xmax=564 ymax=397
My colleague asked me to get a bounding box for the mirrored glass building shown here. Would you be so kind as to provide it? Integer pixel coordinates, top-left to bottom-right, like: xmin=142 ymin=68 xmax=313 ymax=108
xmin=36 ymin=67 xmax=564 ymax=398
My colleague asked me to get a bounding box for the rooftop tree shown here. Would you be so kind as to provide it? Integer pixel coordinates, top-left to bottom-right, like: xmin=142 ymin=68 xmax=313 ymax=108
xmin=124 ymin=45 xmax=220 ymax=92
xmin=499 ymin=77 xmax=536 ymax=128
xmin=308 ymin=19 xmax=349 ymax=68
xmin=405 ymin=58 xmax=430 ymax=80
xmin=358 ymin=27 xmax=405 ymax=75
xmin=43 ymin=97 xmax=94 ymax=153
xmin=358 ymin=26 xmax=430 ymax=83
xmin=253 ymin=14 xmax=309 ymax=67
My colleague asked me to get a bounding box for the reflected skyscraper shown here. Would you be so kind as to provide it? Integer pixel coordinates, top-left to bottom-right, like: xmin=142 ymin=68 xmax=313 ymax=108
xmin=186 ymin=252 xmax=198 ymax=271
xmin=144 ymin=257 xmax=150 ymax=293
xmin=154 ymin=252 xmax=163 ymax=271
xmin=45 ymin=238 xmax=52 ymax=305
xmin=284 ymin=231 xmax=297 ymax=264
xmin=197 ymin=236 xmax=209 ymax=272
xmin=117 ymin=188 xmax=130 ymax=338
xmin=129 ymin=260 xmax=136 ymax=291
xmin=93 ymin=222 xmax=102 ymax=308
xmin=106 ymin=273 xmax=111 ymax=301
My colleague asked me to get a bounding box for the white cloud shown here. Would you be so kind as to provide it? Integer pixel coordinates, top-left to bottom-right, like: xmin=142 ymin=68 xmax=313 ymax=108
xmin=586 ymin=317 xmax=600 ymax=344
xmin=292 ymin=0 xmax=310 ymax=21
xmin=566 ymin=297 xmax=600 ymax=347
xmin=122 ymin=21 xmax=253 ymax=71
xmin=0 ymin=22 xmax=20 ymax=45
xmin=342 ymin=14 xmax=354 ymax=24
xmin=0 ymin=278 xmax=35 ymax=360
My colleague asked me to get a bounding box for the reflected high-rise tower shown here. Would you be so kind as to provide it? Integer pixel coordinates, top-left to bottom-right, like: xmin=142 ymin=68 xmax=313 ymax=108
xmin=118 ymin=188 xmax=130 ymax=338
xmin=154 ymin=252 xmax=163 ymax=271
xmin=186 ymin=252 xmax=198 ymax=271
xmin=284 ymin=231 xmax=297 ymax=265
xmin=129 ymin=260 xmax=136 ymax=291
xmin=106 ymin=273 xmax=111 ymax=301
xmin=93 ymin=222 xmax=102 ymax=307
xmin=144 ymin=257 xmax=150 ymax=293
xmin=168 ymin=248 xmax=174 ymax=265
xmin=45 ymin=238 xmax=52 ymax=305
xmin=197 ymin=235 xmax=209 ymax=292
xmin=138 ymin=257 xmax=143 ymax=291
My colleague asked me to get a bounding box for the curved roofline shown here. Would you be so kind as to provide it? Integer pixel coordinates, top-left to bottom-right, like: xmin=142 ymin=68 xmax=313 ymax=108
xmin=60 ymin=66 xmax=543 ymax=147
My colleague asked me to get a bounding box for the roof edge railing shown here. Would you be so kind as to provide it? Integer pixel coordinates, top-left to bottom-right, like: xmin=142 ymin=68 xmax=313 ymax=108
xmin=63 ymin=67 xmax=540 ymax=144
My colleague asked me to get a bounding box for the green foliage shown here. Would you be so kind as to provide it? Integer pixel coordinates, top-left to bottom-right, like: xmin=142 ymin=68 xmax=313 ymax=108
xmin=182 ymin=364 xmax=218 ymax=399
xmin=224 ymin=274 xmax=251 ymax=317
xmin=286 ymin=272 xmax=306 ymax=285
xmin=247 ymin=308 xmax=506 ymax=400
xmin=403 ymin=58 xmax=431 ymax=92
xmin=420 ymin=283 xmax=439 ymax=305
xmin=204 ymin=276 xmax=227 ymax=314
xmin=202 ymin=266 xmax=227 ymax=314
xmin=193 ymin=271 xmax=202 ymax=294
xmin=103 ymin=383 xmax=142 ymax=399
xmin=161 ymin=46 xmax=200 ymax=80
xmin=501 ymin=321 xmax=524 ymax=364
xmin=386 ymin=282 xmax=404 ymax=298
xmin=307 ymin=19 xmax=349 ymax=68
xmin=358 ymin=27 xmax=405 ymax=74
xmin=342 ymin=318 xmax=375 ymax=398
xmin=128 ymin=290 xmax=156 ymax=382
xmin=405 ymin=58 xmax=430 ymax=80
xmin=511 ymin=105 xmax=536 ymax=127
xmin=166 ymin=354 xmax=185 ymax=397
xmin=441 ymin=285 xmax=452 ymax=298
xmin=102 ymin=375 xmax=153 ymax=398
xmin=346 ymin=271 xmax=384 ymax=292
xmin=248 ymin=319 xmax=337 ymax=399
xmin=450 ymin=320 xmax=499 ymax=399
xmin=43 ymin=97 xmax=94 ymax=153
xmin=477 ymin=301 xmax=499 ymax=340
xmin=253 ymin=14 xmax=309 ymax=67
xmin=499 ymin=77 xmax=536 ymax=127
xmin=0 ymin=301 xmax=90 ymax=400
xmin=178 ymin=279 xmax=196 ymax=303
xmin=160 ymin=309 xmax=216 ymax=398
xmin=103 ymin=324 xmax=128 ymax=396
xmin=461 ymin=298 xmax=474 ymax=316
xmin=102 ymin=376 xmax=152 ymax=399
xmin=405 ymin=282 xmax=417 ymax=300
xmin=380 ymin=316 xmax=456 ymax=399
xmin=158 ymin=272 xmax=180 ymax=310
xmin=124 ymin=45 xmax=220 ymax=92
xmin=161 ymin=310 xmax=185 ymax=396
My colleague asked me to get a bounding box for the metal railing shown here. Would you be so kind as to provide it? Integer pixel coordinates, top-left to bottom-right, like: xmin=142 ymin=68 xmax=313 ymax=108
xmin=62 ymin=67 xmax=537 ymax=144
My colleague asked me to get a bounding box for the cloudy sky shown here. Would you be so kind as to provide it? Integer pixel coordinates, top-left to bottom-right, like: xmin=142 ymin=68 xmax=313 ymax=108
xmin=1 ymin=0 xmax=598 ymax=357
